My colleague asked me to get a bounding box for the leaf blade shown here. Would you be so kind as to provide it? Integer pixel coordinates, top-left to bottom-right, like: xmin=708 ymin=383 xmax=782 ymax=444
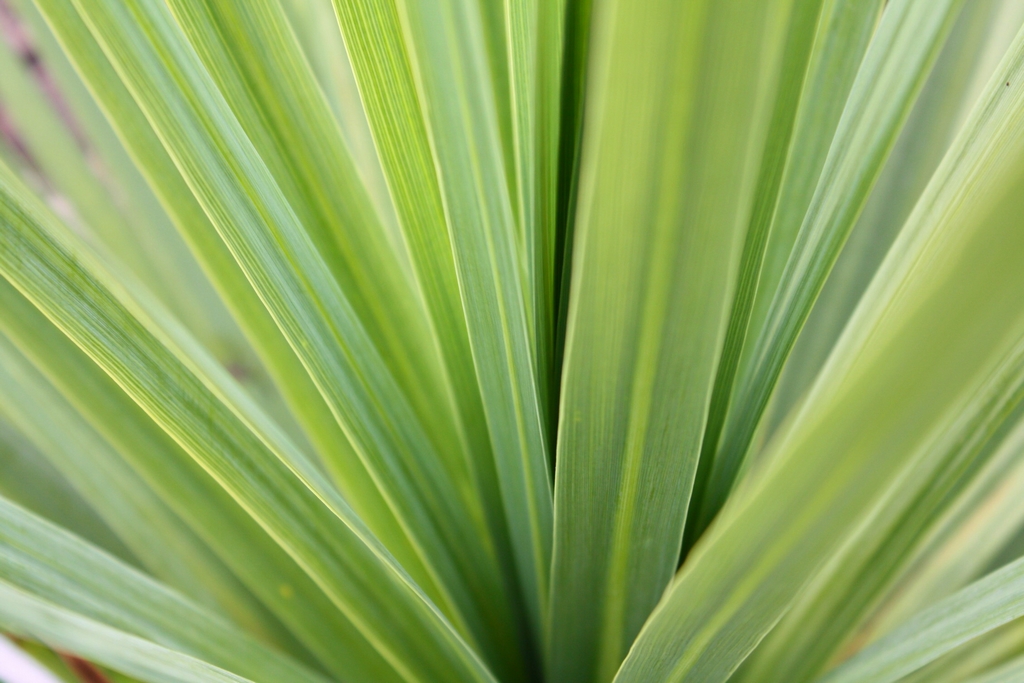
xmin=818 ymin=556 xmax=1024 ymax=683
xmin=0 ymin=496 xmax=328 ymax=683
xmin=547 ymin=0 xmax=794 ymax=680
xmin=696 ymin=0 xmax=965 ymax=530
xmin=0 ymin=160 xmax=496 ymax=683
xmin=612 ymin=20 xmax=1024 ymax=682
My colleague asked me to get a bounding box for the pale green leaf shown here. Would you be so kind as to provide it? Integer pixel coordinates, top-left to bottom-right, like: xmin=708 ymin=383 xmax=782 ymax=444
xmin=0 ymin=417 xmax=132 ymax=563
xmin=769 ymin=0 xmax=1007 ymax=430
xmin=56 ymin=0 xmax=523 ymax=669
xmin=5 ymin=2 xmax=1024 ymax=682
xmin=160 ymin=0 xmax=456 ymax=467
xmin=818 ymin=556 xmax=1024 ymax=683
xmin=683 ymin=0 xmax=834 ymax=553
xmin=848 ymin=418 xmax=1024 ymax=649
xmin=961 ymin=648 xmax=1024 ymax=683
xmin=1 ymin=0 xmax=244 ymax=362
xmin=0 ymin=325 xmax=292 ymax=647
xmin=393 ymin=1 xmax=556 ymax=646
xmin=331 ymin=0 xmax=551 ymax=663
xmin=0 ymin=582 xmax=256 ymax=683
xmin=729 ymin=0 xmax=885 ymax=389
xmin=504 ymin=0 xmax=566 ymax=416
xmin=0 ymin=495 xmax=327 ymax=683
xmin=0 ymin=269 xmax=374 ymax=676
xmin=274 ymin=0 xmax=401 ymax=240
xmin=325 ymin=3 xmax=512 ymax=631
xmin=738 ymin=329 xmax=1024 ymax=682
xmin=696 ymin=0 xmax=965 ymax=530
xmin=26 ymin=0 xmax=410 ymax=569
xmin=0 ymin=160 xmax=495 ymax=682
xmin=892 ymin=617 xmax=1024 ymax=683
xmin=612 ymin=20 xmax=1024 ymax=683
xmin=547 ymin=1 xmax=793 ymax=681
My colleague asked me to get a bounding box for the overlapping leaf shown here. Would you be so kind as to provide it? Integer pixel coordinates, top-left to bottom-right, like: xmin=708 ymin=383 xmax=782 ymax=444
xmin=819 ymin=555 xmax=1024 ymax=683
xmin=0 ymin=160 xmax=495 ymax=682
xmin=613 ymin=19 xmax=1024 ymax=683
xmin=3 ymin=0 xmax=1024 ymax=681
xmin=547 ymin=1 xmax=795 ymax=681
xmin=694 ymin=0 xmax=966 ymax=532
xmin=0 ymin=496 xmax=328 ymax=683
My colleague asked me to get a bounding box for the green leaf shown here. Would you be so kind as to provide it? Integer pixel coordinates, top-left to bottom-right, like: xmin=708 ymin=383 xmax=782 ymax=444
xmin=738 ymin=322 xmax=1024 ymax=682
xmin=843 ymin=416 xmax=1024 ymax=653
xmin=730 ymin=0 xmax=886 ymax=392
xmin=769 ymin=0 xmax=1005 ymax=431
xmin=0 ymin=160 xmax=495 ymax=682
xmin=0 ymin=268 xmax=377 ymax=677
xmin=0 ymin=495 xmax=327 ymax=683
xmin=0 ymin=325 xmax=294 ymax=648
xmin=1 ymin=582 xmax=256 ymax=683
xmin=53 ymin=0 xmax=525 ymax=670
xmin=8 ymin=1 xmax=1024 ymax=682
xmin=683 ymin=0 xmax=835 ymax=554
xmin=26 ymin=0 xmax=415 ymax=578
xmin=160 ymin=0 xmax=457 ymax=467
xmin=1 ymin=0 xmax=244 ymax=361
xmin=159 ymin=0 xmax=511 ymax=624
xmin=546 ymin=0 xmax=794 ymax=680
xmin=0 ymin=416 xmax=132 ymax=563
xmin=324 ymin=6 xmax=517 ymax=655
xmin=612 ymin=20 xmax=1024 ymax=683
xmin=274 ymin=0 xmax=401 ymax=236
xmin=505 ymin=0 xmax=567 ymax=417
xmin=331 ymin=0 xmax=551 ymax=662
xmin=818 ymin=555 xmax=1024 ymax=683
xmin=695 ymin=0 xmax=966 ymax=530
xmin=891 ymin=618 xmax=1024 ymax=683
xmin=550 ymin=0 xmax=593 ymax=411
xmin=962 ymin=650 xmax=1024 ymax=683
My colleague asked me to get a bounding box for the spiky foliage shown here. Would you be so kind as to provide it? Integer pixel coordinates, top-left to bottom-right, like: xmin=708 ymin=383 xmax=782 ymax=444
xmin=2 ymin=1 xmax=1024 ymax=682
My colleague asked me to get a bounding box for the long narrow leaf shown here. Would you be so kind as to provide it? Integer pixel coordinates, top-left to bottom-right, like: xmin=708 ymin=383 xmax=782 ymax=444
xmin=58 ymin=0 xmax=524 ymax=670
xmin=1 ymin=0 xmax=241 ymax=361
xmin=0 ymin=328 xmax=291 ymax=647
xmin=0 ymin=161 xmax=496 ymax=683
xmin=547 ymin=1 xmax=793 ymax=681
xmin=739 ymin=329 xmax=1024 ymax=682
xmin=0 ymin=271 xmax=384 ymax=678
xmin=550 ymin=0 xmax=594 ymax=388
xmin=0 ymin=496 xmax=328 ymax=683
xmin=399 ymin=1 xmax=558 ymax=646
xmin=683 ymin=0 xmax=834 ymax=554
xmin=962 ymin=651 xmax=1024 ymax=683
xmin=505 ymin=0 xmax=566 ymax=420
xmin=28 ymin=0 xmax=415 ymax=573
xmin=0 ymin=582 xmax=256 ymax=683
xmin=818 ymin=556 xmax=1024 ymax=683
xmin=324 ymin=7 xmax=519 ymax=660
xmin=613 ymin=23 xmax=1024 ymax=683
xmin=331 ymin=0 xmax=550 ymax=663
xmin=696 ymin=0 xmax=966 ymax=530
xmin=0 ymin=417 xmax=131 ymax=564
xmin=769 ymin=0 xmax=1005 ymax=429
xmin=862 ymin=424 xmax=1024 ymax=641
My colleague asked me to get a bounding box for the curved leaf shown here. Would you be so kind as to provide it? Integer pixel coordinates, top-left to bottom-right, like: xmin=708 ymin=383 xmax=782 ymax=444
xmin=818 ymin=556 xmax=1024 ymax=683
xmin=0 ymin=496 xmax=328 ymax=683
xmin=613 ymin=21 xmax=1024 ymax=683
xmin=0 ymin=160 xmax=495 ymax=682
